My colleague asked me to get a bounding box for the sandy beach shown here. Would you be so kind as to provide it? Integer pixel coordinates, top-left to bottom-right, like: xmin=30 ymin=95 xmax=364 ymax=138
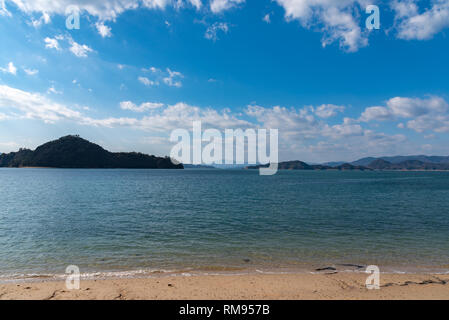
xmin=1 ymin=272 xmax=448 ymax=300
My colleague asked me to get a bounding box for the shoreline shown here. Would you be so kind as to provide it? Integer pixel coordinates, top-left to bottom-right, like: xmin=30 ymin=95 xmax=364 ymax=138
xmin=1 ymin=272 xmax=448 ymax=300
xmin=2 ymin=264 xmax=449 ymax=285
xmin=2 ymin=262 xmax=449 ymax=285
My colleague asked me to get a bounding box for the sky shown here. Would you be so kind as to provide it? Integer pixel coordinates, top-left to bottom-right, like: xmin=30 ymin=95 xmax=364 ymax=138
xmin=0 ymin=0 xmax=449 ymax=163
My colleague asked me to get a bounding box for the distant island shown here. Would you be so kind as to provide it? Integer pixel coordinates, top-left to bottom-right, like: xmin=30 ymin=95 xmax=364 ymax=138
xmin=2 ymin=136 xmax=449 ymax=171
xmin=246 ymin=161 xmax=372 ymax=171
xmin=183 ymin=164 xmax=216 ymax=169
xmin=246 ymin=157 xmax=449 ymax=171
xmin=0 ymin=135 xmax=183 ymax=169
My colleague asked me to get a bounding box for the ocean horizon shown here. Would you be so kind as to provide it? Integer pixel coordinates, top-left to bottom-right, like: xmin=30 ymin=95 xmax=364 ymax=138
xmin=1 ymin=168 xmax=449 ymax=283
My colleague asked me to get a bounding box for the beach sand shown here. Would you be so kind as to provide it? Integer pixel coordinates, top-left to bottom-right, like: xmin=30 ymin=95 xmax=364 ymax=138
xmin=1 ymin=272 xmax=448 ymax=300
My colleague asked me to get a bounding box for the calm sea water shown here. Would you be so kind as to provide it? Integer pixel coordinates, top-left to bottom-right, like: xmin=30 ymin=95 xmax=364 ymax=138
xmin=1 ymin=168 xmax=449 ymax=280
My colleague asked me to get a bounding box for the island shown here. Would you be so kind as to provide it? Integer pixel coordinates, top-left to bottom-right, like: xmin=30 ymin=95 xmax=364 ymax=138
xmin=245 ymin=158 xmax=449 ymax=171
xmin=245 ymin=160 xmax=372 ymax=171
xmin=0 ymin=135 xmax=183 ymax=169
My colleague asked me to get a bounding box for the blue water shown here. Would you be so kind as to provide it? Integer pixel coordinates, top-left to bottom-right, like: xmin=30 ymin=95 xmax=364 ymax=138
xmin=1 ymin=168 xmax=449 ymax=280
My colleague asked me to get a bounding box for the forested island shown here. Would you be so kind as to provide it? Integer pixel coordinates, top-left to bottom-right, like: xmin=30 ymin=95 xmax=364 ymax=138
xmin=246 ymin=159 xmax=449 ymax=171
xmin=0 ymin=135 xmax=183 ymax=169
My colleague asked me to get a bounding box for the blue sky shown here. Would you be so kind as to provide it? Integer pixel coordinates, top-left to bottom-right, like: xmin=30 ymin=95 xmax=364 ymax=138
xmin=0 ymin=0 xmax=449 ymax=163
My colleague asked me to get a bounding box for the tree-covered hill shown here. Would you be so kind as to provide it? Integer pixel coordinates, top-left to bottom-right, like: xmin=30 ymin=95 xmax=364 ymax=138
xmin=0 ymin=135 xmax=183 ymax=169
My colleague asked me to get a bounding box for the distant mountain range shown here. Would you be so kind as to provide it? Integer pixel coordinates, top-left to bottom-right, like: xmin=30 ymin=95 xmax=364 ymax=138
xmin=246 ymin=157 xmax=449 ymax=171
xmin=246 ymin=161 xmax=371 ymax=171
xmin=0 ymin=135 xmax=183 ymax=169
xmin=322 ymin=155 xmax=449 ymax=167
xmin=351 ymin=155 xmax=449 ymax=166
xmin=366 ymin=159 xmax=449 ymax=170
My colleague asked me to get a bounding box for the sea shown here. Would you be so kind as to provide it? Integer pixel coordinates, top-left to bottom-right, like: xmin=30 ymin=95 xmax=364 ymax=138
xmin=1 ymin=168 xmax=448 ymax=282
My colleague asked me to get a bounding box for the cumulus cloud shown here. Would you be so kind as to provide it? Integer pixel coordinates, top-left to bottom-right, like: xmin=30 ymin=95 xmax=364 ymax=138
xmin=3 ymin=0 xmax=203 ymax=21
xmin=322 ymin=121 xmax=363 ymax=138
xmin=407 ymin=115 xmax=449 ymax=133
xmin=68 ymin=38 xmax=94 ymax=57
xmin=6 ymin=0 xmax=139 ymax=21
xmin=360 ymin=106 xmax=392 ymax=122
xmin=314 ymin=104 xmax=345 ymax=118
xmin=44 ymin=37 xmax=61 ymax=50
xmin=2 ymin=84 xmax=435 ymax=162
xmin=0 ymin=62 xmax=17 ymax=75
xmin=361 ymin=96 xmax=448 ymax=121
xmin=244 ymin=103 xmax=414 ymax=162
xmin=96 ymin=22 xmax=112 ymax=38
xmin=360 ymin=96 xmax=449 ymax=133
xmin=210 ymin=0 xmax=245 ymax=13
xmin=392 ymin=0 xmax=449 ymax=40
xmin=275 ymin=0 xmax=371 ymax=52
xmin=120 ymin=101 xmax=164 ymax=112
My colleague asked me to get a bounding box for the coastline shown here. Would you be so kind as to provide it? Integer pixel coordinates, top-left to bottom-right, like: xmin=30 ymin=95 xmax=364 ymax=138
xmin=1 ymin=272 xmax=448 ymax=300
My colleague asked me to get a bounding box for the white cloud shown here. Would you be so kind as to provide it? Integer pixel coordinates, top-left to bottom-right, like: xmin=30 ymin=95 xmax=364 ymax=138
xmin=24 ymin=68 xmax=39 ymax=76
xmin=45 ymin=35 xmax=93 ymax=58
xmin=189 ymin=0 xmax=202 ymax=10
xmin=0 ymin=62 xmax=17 ymax=75
xmin=387 ymin=96 xmax=448 ymax=117
xmin=142 ymin=66 xmax=160 ymax=73
xmin=0 ymin=84 xmax=252 ymax=133
xmin=120 ymin=101 xmax=164 ymax=112
xmin=68 ymin=38 xmax=94 ymax=58
xmin=138 ymin=76 xmax=157 ymax=86
xmin=139 ymin=67 xmax=183 ymax=87
xmin=163 ymin=68 xmax=183 ymax=87
xmin=263 ymin=13 xmax=271 ymax=23
xmin=315 ymin=104 xmax=345 ymax=118
xmin=360 ymin=96 xmax=449 ymax=133
xmin=205 ymin=22 xmax=229 ymax=41
xmin=407 ymin=114 xmax=449 ymax=133
xmin=6 ymin=0 xmax=139 ymax=21
xmin=47 ymin=86 xmax=63 ymax=95
xmin=361 ymin=96 xmax=448 ymax=122
xmin=44 ymin=37 xmax=61 ymax=50
xmin=322 ymin=121 xmax=363 ymax=138
xmin=244 ymin=103 xmax=416 ymax=162
xmin=89 ymin=102 xmax=252 ymax=131
xmin=0 ymin=0 xmax=11 ymax=16
xmin=2 ymin=84 xmax=440 ymax=162
xmin=360 ymin=106 xmax=392 ymax=122
xmin=4 ymin=0 xmax=203 ymax=21
xmin=246 ymin=105 xmax=321 ymax=138
xmin=0 ymin=85 xmax=82 ymax=123
xmin=393 ymin=0 xmax=449 ymax=40
xmin=210 ymin=0 xmax=245 ymax=13
xmin=30 ymin=11 xmax=50 ymax=28
xmin=274 ymin=0 xmax=370 ymax=52
xmin=96 ymin=22 xmax=112 ymax=38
